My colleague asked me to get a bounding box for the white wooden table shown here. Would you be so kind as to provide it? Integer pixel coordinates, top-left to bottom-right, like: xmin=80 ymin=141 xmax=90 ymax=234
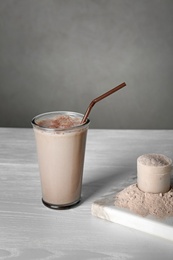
xmin=0 ymin=128 xmax=173 ymax=259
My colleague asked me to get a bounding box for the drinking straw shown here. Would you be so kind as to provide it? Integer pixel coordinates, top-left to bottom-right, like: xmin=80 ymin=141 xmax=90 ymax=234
xmin=81 ymin=82 xmax=126 ymax=123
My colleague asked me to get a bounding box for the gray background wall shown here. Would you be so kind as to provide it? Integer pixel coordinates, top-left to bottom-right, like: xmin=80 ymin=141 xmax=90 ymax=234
xmin=0 ymin=0 xmax=173 ymax=129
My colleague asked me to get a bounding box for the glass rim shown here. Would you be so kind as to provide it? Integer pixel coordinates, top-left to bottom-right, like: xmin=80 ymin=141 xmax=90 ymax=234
xmin=31 ymin=111 xmax=90 ymax=132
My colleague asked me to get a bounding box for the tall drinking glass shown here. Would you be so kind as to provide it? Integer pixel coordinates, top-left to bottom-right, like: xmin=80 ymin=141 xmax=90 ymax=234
xmin=32 ymin=111 xmax=90 ymax=209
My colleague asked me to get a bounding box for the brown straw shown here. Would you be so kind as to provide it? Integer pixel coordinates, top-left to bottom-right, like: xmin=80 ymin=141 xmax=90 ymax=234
xmin=81 ymin=82 xmax=126 ymax=123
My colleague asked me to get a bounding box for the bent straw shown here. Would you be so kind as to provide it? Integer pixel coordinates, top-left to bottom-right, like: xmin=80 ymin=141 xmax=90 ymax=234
xmin=81 ymin=82 xmax=126 ymax=123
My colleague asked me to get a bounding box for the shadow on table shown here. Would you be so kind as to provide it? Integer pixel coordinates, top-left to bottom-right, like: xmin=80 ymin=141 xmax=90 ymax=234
xmin=82 ymin=167 xmax=136 ymax=203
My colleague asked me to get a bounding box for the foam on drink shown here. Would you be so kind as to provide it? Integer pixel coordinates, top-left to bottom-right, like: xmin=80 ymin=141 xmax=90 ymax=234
xmin=37 ymin=115 xmax=81 ymax=129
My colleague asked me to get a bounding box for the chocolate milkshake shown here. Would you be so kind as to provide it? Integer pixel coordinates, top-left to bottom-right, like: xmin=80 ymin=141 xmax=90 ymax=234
xmin=32 ymin=111 xmax=90 ymax=209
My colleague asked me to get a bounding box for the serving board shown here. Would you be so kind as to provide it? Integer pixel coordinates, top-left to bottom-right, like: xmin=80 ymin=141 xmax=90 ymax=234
xmin=91 ymin=189 xmax=173 ymax=242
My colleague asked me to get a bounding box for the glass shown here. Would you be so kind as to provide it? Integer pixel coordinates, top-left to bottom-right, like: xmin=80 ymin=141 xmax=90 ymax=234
xmin=32 ymin=111 xmax=90 ymax=209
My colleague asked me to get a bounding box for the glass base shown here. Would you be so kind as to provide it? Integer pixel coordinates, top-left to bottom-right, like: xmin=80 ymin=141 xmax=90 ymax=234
xmin=42 ymin=198 xmax=81 ymax=210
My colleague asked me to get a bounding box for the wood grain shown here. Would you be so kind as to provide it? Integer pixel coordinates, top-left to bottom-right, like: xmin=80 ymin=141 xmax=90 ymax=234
xmin=0 ymin=128 xmax=173 ymax=259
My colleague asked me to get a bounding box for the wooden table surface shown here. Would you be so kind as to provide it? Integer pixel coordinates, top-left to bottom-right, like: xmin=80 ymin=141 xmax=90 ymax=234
xmin=0 ymin=128 xmax=173 ymax=259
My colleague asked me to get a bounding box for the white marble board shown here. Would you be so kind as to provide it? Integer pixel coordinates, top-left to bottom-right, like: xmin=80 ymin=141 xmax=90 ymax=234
xmin=91 ymin=191 xmax=173 ymax=242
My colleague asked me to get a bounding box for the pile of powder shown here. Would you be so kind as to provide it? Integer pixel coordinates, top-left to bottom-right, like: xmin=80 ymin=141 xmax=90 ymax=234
xmin=138 ymin=154 xmax=170 ymax=166
xmin=114 ymin=184 xmax=173 ymax=218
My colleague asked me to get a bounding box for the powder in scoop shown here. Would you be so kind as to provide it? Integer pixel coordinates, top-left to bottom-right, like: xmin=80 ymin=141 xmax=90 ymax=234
xmin=138 ymin=154 xmax=170 ymax=167
xmin=114 ymin=184 xmax=173 ymax=218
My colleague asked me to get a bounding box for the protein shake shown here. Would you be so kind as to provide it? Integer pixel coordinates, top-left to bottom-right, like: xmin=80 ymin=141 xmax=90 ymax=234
xmin=32 ymin=111 xmax=90 ymax=209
